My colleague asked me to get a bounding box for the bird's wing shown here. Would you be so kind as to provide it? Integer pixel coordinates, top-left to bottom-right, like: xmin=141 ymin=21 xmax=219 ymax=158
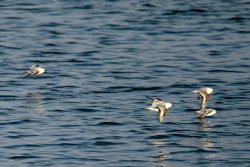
xmin=157 ymin=106 xmax=168 ymax=123
xmin=200 ymin=111 xmax=207 ymax=118
xmin=198 ymin=92 xmax=207 ymax=110
xmin=146 ymin=106 xmax=159 ymax=112
xmin=199 ymin=109 xmax=210 ymax=118
xmin=205 ymin=94 xmax=210 ymax=102
xmin=25 ymin=70 xmax=39 ymax=78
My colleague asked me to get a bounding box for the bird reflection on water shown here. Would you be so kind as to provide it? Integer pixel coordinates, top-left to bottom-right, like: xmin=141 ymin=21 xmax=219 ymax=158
xmin=199 ymin=118 xmax=213 ymax=132
xmin=26 ymin=92 xmax=46 ymax=113
xmin=198 ymin=119 xmax=217 ymax=159
xmin=149 ymin=132 xmax=174 ymax=167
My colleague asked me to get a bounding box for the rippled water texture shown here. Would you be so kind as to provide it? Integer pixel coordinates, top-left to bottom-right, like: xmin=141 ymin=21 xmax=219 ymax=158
xmin=0 ymin=0 xmax=249 ymax=166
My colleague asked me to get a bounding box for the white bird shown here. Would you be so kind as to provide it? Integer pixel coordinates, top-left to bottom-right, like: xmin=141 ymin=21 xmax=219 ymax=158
xmin=145 ymin=96 xmax=172 ymax=123
xmin=192 ymin=87 xmax=213 ymax=110
xmin=196 ymin=108 xmax=217 ymax=118
xmin=25 ymin=65 xmax=45 ymax=78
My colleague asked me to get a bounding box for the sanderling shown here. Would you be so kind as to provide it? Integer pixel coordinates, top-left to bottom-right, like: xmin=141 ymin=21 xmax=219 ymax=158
xmin=25 ymin=65 xmax=45 ymax=78
xmin=197 ymin=108 xmax=217 ymax=118
xmin=145 ymin=96 xmax=172 ymax=123
xmin=192 ymin=87 xmax=213 ymax=110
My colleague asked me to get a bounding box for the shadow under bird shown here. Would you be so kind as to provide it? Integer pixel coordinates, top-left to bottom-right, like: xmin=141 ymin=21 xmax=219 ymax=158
xmin=192 ymin=87 xmax=216 ymax=118
xmin=25 ymin=65 xmax=45 ymax=78
xmin=145 ymin=96 xmax=172 ymax=123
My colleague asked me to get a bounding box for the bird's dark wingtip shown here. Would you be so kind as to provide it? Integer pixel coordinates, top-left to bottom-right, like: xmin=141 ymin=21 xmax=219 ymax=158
xmin=24 ymin=74 xmax=31 ymax=78
xmin=146 ymin=96 xmax=153 ymax=99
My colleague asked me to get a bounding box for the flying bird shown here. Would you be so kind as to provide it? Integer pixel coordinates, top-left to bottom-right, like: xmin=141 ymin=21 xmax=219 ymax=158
xmin=25 ymin=65 xmax=45 ymax=78
xmin=192 ymin=87 xmax=213 ymax=110
xmin=196 ymin=108 xmax=217 ymax=118
xmin=145 ymin=96 xmax=172 ymax=123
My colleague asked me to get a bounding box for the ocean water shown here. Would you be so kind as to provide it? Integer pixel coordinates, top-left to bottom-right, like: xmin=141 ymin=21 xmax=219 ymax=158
xmin=0 ymin=0 xmax=249 ymax=166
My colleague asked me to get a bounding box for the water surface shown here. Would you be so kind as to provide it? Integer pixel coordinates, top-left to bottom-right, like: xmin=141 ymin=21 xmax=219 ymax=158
xmin=0 ymin=0 xmax=249 ymax=166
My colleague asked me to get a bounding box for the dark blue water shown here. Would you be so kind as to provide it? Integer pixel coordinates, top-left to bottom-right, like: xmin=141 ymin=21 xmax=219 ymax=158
xmin=0 ymin=0 xmax=250 ymax=166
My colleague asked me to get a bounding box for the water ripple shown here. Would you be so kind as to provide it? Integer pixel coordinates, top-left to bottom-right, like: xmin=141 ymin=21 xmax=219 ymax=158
xmin=0 ymin=0 xmax=249 ymax=166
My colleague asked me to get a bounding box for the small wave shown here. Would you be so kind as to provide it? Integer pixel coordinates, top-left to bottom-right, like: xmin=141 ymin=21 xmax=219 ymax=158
xmin=44 ymin=43 xmax=58 ymax=47
xmin=142 ymin=3 xmax=157 ymax=8
xmin=234 ymin=121 xmax=250 ymax=126
xmin=229 ymin=16 xmax=247 ymax=22
xmin=171 ymin=133 xmax=202 ymax=138
xmin=209 ymin=50 xmax=222 ymax=56
xmin=184 ymin=108 xmax=196 ymax=112
xmin=237 ymin=30 xmax=250 ymax=33
xmin=3 ymin=16 xmax=23 ymax=20
xmin=54 ymin=85 xmax=78 ymax=89
xmin=57 ymin=142 xmax=80 ymax=147
xmin=163 ymin=8 xmax=206 ymax=16
xmin=92 ymin=86 xmax=163 ymax=94
xmin=142 ymin=126 xmax=156 ymax=131
xmin=97 ymin=121 xmax=123 ymax=126
xmin=0 ymin=119 xmax=33 ymax=125
xmin=9 ymin=155 xmax=41 ymax=159
xmin=77 ymin=51 xmax=100 ymax=57
xmin=171 ymin=148 xmax=216 ymax=155
xmin=189 ymin=8 xmax=207 ymax=13
xmin=127 ymin=86 xmax=163 ymax=92
xmin=120 ymin=86 xmax=163 ymax=92
xmin=4 ymin=143 xmax=41 ymax=148
xmin=38 ymin=22 xmax=64 ymax=27
xmin=39 ymin=51 xmax=69 ymax=55
xmin=169 ymin=83 xmax=195 ymax=88
xmin=63 ymin=4 xmax=94 ymax=10
xmin=94 ymin=141 xmax=125 ymax=146
xmin=75 ymin=108 xmax=99 ymax=112
xmin=0 ymin=95 xmax=20 ymax=101
xmin=148 ymin=134 xmax=168 ymax=139
xmin=208 ymin=69 xmax=245 ymax=73
xmin=0 ymin=44 xmax=21 ymax=50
